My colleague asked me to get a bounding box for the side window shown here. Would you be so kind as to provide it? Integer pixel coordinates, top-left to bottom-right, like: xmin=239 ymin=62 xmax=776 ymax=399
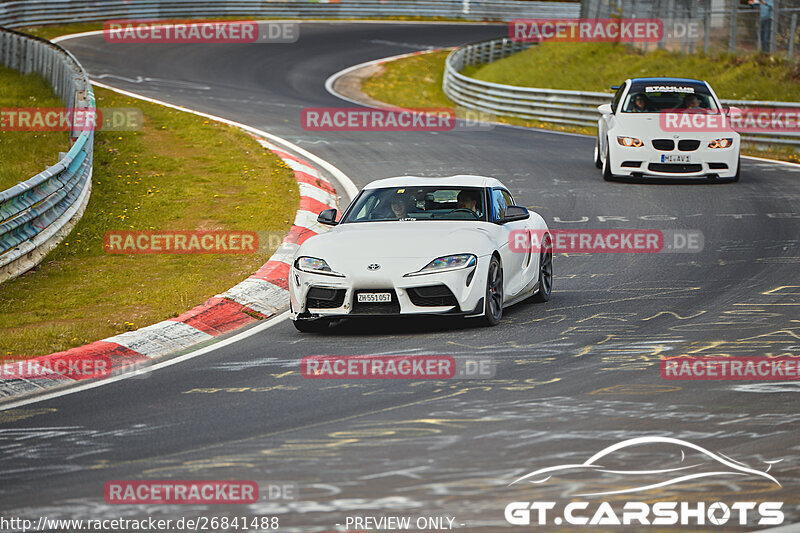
xmin=491 ymin=189 xmax=508 ymax=221
xmin=612 ymin=85 xmax=625 ymax=113
xmin=502 ymin=190 xmax=514 ymax=208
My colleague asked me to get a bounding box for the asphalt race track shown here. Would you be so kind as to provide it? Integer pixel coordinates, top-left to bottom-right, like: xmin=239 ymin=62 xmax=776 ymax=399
xmin=2 ymin=22 xmax=799 ymax=531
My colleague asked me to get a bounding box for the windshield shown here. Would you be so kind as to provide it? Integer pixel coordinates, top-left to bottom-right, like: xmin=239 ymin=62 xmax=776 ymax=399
xmin=341 ymin=186 xmax=487 ymax=223
xmin=622 ymin=82 xmax=719 ymax=113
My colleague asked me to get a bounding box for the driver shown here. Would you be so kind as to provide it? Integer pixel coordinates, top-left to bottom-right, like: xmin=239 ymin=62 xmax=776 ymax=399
xmin=457 ymin=190 xmax=480 ymax=214
xmin=629 ymin=93 xmax=652 ymax=112
xmin=391 ymin=194 xmax=412 ymax=219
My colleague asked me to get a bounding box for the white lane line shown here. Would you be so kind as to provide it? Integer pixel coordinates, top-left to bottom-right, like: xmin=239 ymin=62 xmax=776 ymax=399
xmin=0 ymin=315 xmax=289 ymax=412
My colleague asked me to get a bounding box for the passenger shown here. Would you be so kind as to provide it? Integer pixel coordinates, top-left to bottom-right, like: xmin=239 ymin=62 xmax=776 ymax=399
xmin=683 ymin=94 xmax=702 ymax=109
xmin=457 ymin=190 xmax=480 ymax=213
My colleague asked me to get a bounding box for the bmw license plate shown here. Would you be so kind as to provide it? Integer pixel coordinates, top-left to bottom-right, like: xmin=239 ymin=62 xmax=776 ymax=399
xmin=661 ymin=154 xmax=691 ymax=163
xmin=357 ymin=292 xmax=392 ymax=303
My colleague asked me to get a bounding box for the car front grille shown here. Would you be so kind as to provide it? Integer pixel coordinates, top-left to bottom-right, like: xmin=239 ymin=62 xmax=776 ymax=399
xmin=652 ymin=139 xmax=675 ymax=151
xmin=352 ymin=289 xmax=400 ymax=314
xmin=678 ymin=139 xmax=701 ymax=151
xmin=647 ymin=163 xmax=703 ymax=173
xmin=407 ymin=285 xmax=458 ymax=307
xmin=306 ymin=287 xmax=346 ymax=309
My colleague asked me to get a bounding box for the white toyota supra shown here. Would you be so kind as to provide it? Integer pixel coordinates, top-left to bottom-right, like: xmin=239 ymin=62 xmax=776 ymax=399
xmin=288 ymin=175 xmax=552 ymax=331
xmin=595 ymin=77 xmax=741 ymax=181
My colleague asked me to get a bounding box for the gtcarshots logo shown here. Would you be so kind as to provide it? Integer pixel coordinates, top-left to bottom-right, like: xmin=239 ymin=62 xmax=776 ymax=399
xmin=504 ymin=437 xmax=784 ymax=527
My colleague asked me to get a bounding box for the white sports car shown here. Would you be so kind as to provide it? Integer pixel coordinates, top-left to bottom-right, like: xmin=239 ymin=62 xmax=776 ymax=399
xmin=595 ymin=77 xmax=740 ymax=181
xmin=289 ymin=175 xmax=552 ymax=331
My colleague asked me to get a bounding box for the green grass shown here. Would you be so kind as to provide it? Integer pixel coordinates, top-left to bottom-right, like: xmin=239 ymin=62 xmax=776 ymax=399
xmin=0 ymin=65 xmax=70 ymax=191
xmin=465 ymin=42 xmax=800 ymax=102
xmin=0 ymin=86 xmax=298 ymax=358
xmin=360 ymin=49 xmax=594 ymax=135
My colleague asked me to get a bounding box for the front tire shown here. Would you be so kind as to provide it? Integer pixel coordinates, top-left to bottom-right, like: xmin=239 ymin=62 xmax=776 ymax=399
xmin=532 ymin=245 xmax=553 ymax=303
xmin=602 ymin=145 xmax=614 ymax=181
xmin=593 ymin=138 xmax=603 ymax=169
xmin=481 ymin=255 xmax=503 ymax=326
xmin=292 ymin=318 xmax=331 ymax=333
xmin=732 ymin=156 xmax=741 ymax=182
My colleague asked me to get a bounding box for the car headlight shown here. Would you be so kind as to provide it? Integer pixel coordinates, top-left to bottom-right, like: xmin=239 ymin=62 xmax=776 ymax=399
xmin=404 ymin=254 xmax=477 ymax=277
xmin=617 ymin=136 xmax=643 ymax=147
xmin=708 ymin=138 xmax=733 ymax=149
xmin=294 ymin=256 xmax=344 ymax=277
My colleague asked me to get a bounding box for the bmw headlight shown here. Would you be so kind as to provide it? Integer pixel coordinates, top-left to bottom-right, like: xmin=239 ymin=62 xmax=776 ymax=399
xmin=405 ymin=254 xmax=477 ymax=277
xmin=617 ymin=136 xmax=643 ymax=147
xmin=294 ymin=256 xmax=344 ymax=277
xmin=708 ymin=138 xmax=733 ymax=149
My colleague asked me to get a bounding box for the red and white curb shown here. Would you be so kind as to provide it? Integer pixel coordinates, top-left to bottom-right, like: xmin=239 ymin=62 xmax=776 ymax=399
xmin=0 ymin=137 xmax=338 ymax=400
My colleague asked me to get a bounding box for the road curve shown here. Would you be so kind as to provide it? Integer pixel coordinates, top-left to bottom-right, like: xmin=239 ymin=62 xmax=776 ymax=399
xmin=1 ymin=22 xmax=798 ymax=531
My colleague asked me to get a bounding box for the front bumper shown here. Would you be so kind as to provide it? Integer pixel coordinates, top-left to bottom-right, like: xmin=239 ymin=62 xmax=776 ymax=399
xmin=288 ymin=256 xmax=489 ymax=320
xmin=609 ymin=138 xmax=739 ymax=178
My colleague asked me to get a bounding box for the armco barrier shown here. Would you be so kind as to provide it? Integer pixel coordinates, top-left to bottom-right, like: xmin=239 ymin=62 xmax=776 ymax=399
xmin=443 ymin=37 xmax=800 ymax=148
xmin=0 ymin=27 xmax=94 ymax=282
xmin=0 ymin=0 xmax=580 ymax=27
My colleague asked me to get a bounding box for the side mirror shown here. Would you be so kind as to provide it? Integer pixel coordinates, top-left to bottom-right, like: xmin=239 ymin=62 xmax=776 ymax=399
xmin=500 ymin=205 xmax=530 ymax=224
xmin=317 ymin=208 xmax=338 ymax=226
xmin=598 ymin=103 xmax=613 ymax=115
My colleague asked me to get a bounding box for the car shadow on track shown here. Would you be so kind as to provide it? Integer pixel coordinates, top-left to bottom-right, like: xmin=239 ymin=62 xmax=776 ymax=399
xmin=606 ymin=175 xmax=738 ymax=185
xmin=300 ymin=301 xmax=538 ymax=336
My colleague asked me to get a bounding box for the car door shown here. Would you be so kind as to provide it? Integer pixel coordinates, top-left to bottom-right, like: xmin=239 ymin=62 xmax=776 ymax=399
xmin=490 ymin=188 xmax=527 ymax=299
xmin=599 ymin=83 xmax=627 ymax=156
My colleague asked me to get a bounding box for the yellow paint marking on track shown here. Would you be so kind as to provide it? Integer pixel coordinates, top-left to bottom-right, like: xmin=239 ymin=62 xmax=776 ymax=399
xmin=0 ymin=407 xmax=56 ymax=424
xmin=762 ymin=285 xmax=800 ymax=295
xmin=642 ymin=310 xmax=707 ymax=321
xmin=734 ymin=303 xmax=800 ymax=305
xmin=588 ymin=384 xmax=681 ymax=395
xmin=576 ymin=312 xmax=636 ymax=323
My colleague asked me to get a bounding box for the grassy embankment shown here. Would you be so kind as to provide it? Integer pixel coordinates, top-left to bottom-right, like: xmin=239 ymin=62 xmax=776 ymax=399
xmin=0 ymin=76 xmax=297 ymax=357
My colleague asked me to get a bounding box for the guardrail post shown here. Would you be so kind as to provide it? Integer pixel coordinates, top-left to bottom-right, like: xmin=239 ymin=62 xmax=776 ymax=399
xmin=770 ymin=0 xmax=779 ymax=54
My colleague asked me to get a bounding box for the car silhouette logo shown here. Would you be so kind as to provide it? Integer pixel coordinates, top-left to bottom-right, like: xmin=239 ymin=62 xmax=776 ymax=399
xmin=509 ymin=436 xmax=782 ymax=497
xmin=367 ymin=263 xmax=381 ymax=271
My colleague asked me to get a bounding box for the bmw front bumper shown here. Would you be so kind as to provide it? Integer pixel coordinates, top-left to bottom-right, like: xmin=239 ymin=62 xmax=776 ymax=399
xmin=609 ymin=138 xmax=739 ymax=179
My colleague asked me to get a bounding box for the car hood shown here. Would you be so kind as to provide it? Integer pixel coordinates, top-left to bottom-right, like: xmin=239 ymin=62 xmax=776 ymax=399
xmin=298 ymin=221 xmax=498 ymax=260
xmin=614 ymin=112 xmax=735 ymax=135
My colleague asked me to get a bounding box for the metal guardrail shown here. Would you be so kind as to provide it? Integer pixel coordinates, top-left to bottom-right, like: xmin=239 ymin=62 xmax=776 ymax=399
xmin=443 ymin=37 xmax=800 ymax=147
xmin=0 ymin=27 xmax=94 ymax=282
xmin=0 ymin=0 xmax=580 ymax=27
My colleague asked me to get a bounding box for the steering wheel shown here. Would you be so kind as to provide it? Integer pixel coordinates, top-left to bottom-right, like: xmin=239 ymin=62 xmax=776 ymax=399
xmin=448 ymin=208 xmax=480 ymax=219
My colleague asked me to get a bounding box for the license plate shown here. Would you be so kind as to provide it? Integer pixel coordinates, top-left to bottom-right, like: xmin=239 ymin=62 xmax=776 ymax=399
xmin=357 ymin=292 xmax=392 ymax=303
xmin=661 ymin=154 xmax=691 ymax=163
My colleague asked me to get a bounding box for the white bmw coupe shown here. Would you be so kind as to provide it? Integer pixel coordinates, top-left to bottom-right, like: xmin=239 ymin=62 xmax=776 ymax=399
xmin=289 ymin=175 xmax=552 ymax=331
xmin=595 ymin=77 xmax=741 ymax=181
